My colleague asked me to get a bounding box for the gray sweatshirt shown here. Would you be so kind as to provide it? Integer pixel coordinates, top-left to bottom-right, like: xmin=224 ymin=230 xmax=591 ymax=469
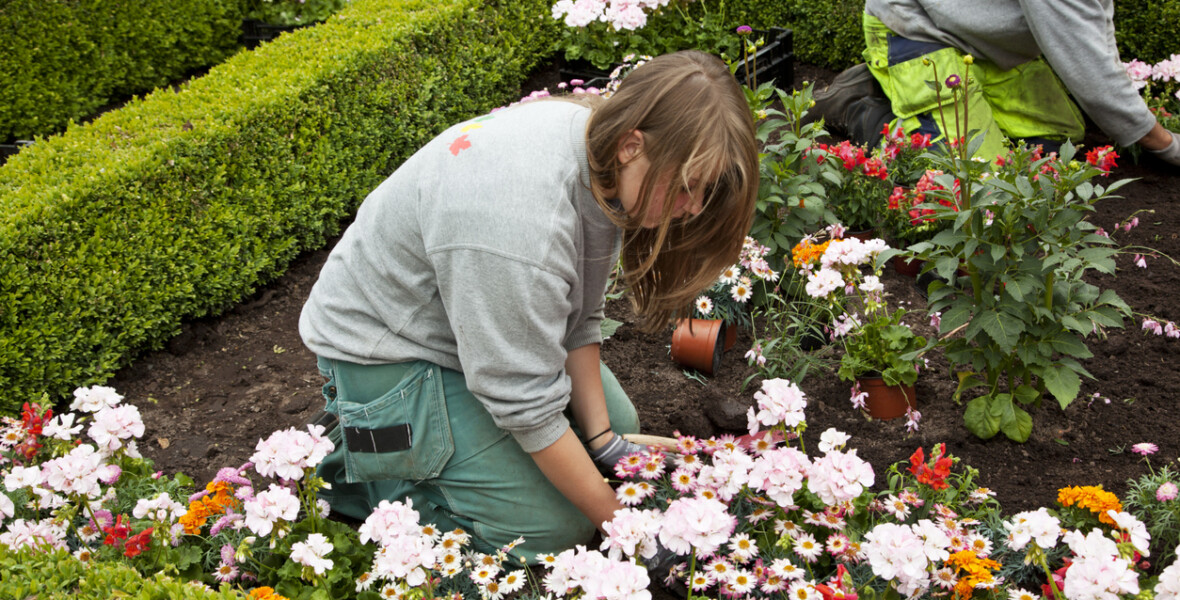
xmin=865 ymin=0 xmax=1157 ymax=146
xmin=299 ymin=100 xmax=621 ymax=453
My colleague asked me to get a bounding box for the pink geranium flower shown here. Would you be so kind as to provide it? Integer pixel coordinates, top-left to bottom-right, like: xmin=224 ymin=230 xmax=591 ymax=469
xmin=658 ymin=496 xmax=736 ymax=556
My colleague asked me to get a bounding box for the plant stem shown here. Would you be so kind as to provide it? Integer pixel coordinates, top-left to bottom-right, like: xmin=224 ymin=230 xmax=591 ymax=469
xmin=686 ymin=549 xmax=698 ymax=600
xmin=1037 ymin=550 xmax=1066 ymax=600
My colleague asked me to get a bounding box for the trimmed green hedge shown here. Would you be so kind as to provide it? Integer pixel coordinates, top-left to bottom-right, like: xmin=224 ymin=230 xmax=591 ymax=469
xmin=1114 ymin=0 xmax=1180 ymax=64
xmin=0 ymin=0 xmax=243 ymax=141
xmin=0 ymin=0 xmax=558 ymax=413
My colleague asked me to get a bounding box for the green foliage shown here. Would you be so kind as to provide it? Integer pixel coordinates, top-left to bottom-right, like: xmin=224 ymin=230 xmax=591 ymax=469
xmin=911 ymin=140 xmax=1133 ymax=442
xmin=1124 ymin=463 xmax=1180 ymax=572
xmin=836 ymin=307 xmax=928 ymax=388
xmin=0 ymin=546 xmax=245 ymax=599
xmin=0 ymin=0 xmax=243 ymax=141
xmin=1114 ymin=0 xmax=1180 ymax=65
xmin=751 ymin=83 xmax=836 ymax=259
xmin=730 ymin=0 xmax=863 ymax=70
xmin=242 ymin=0 xmax=349 ymax=26
xmin=0 ymin=0 xmax=560 ymax=415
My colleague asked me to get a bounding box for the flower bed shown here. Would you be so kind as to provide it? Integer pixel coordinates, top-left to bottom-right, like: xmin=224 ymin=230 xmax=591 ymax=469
xmin=3 ymin=383 xmax=1180 ymax=600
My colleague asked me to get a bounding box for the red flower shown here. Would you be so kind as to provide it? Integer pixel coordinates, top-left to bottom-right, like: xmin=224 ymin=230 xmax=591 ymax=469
xmin=888 ymin=187 xmax=905 ymax=210
xmin=103 ymin=514 xmax=131 ymax=546
xmin=908 ymin=444 xmax=953 ymax=490
xmin=124 ymin=527 xmax=154 ymax=558
xmin=815 ymin=564 xmax=858 ymax=600
xmin=1085 ymin=146 xmax=1118 ymax=176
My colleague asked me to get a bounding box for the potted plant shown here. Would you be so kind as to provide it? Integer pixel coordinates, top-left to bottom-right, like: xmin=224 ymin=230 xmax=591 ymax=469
xmin=671 ymin=237 xmax=777 ymax=374
xmin=799 ymin=233 xmax=930 ymax=421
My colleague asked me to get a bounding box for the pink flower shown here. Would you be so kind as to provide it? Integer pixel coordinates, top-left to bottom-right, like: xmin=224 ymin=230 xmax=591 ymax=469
xmin=808 ymin=449 xmax=874 ymax=505
xmin=849 ymin=382 xmax=868 ymax=410
xmin=658 ymin=496 xmax=736 ymax=556
xmin=88 ymin=405 xmax=145 ymax=452
xmin=929 ymin=311 xmax=942 ymax=329
xmin=750 ymin=378 xmax=808 ymax=430
xmin=359 ymin=499 xmax=422 ymax=546
xmin=1135 ymin=254 xmax=1147 ymax=268
xmin=1143 ymin=319 xmax=1163 ymax=335
xmin=600 ymin=507 xmax=661 ymax=561
xmin=1166 ymin=322 xmax=1180 ymax=338
xmin=243 ymin=484 xmax=300 ymax=537
xmin=1132 ymin=442 xmax=1159 ymax=456
xmin=748 ymin=447 xmax=811 ymax=507
xmin=251 ymin=425 xmax=334 ymax=481
xmin=1156 ymin=481 xmax=1178 ymax=502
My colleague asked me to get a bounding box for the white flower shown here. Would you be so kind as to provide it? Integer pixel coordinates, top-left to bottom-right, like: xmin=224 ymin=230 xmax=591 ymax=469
xmin=750 ymin=378 xmax=808 ymax=430
xmin=4 ymin=465 xmax=42 ymax=492
xmin=859 ymin=275 xmax=884 ymax=294
xmin=1004 ymin=507 xmax=1060 ymax=551
xmin=817 ymin=428 xmax=850 ymax=453
xmin=718 ymin=264 xmax=742 ymax=284
xmin=69 ymin=386 xmax=123 ymax=413
xmin=42 ymin=414 xmax=83 ymax=441
xmin=807 ymin=449 xmax=874 ymax=505
xmin=291 ymin=532 xmax=334 ymax=575
xmin=695 ymin=295 xmax=713 ymax=315
xmin=133 ymin=492 xmax=185 ymax=523
xmin=1106 ymin=510 xmax=1150 ymax=557
xmin=1156 ymin=549 xmax=1180 ymax=600
xmin=251 ymin=425 xmax=335 ymax=481
xmin=243 ymin=484 xmax=300 ymax=537
xmin=805 ymin=268 xmax=844 ymax=298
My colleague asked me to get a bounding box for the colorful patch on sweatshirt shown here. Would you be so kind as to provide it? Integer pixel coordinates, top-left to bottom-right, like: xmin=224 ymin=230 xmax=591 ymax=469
xmin=449 ymin=134 xmax=472 ymax=156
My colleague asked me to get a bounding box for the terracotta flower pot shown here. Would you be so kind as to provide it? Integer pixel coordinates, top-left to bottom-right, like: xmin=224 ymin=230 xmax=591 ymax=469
xmin=857 ymin=376 xmax=917 ymax=420
xmin=671 ymin=319 xmax=726 ymax=376
xmin=892 ymin=255 xmax=925 ymax=278
xmin=724 ymin=321 xmax=737 ymax=351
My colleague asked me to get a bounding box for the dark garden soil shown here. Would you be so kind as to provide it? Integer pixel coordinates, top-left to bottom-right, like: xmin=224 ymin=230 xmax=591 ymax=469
xmin=108 ymin=61 xmax=1180 ymax=529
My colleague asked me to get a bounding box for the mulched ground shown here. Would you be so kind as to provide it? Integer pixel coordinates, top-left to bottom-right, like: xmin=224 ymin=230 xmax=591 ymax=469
xmin=108 ymin=60 xmax=1180 ymax=524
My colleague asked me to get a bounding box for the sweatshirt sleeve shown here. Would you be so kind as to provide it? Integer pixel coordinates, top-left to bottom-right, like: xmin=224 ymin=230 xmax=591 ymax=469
xmin=430 ymin=246 xmax=576 ymax=453
xmin=1019 ymin=0 xmax=1156 ymax=146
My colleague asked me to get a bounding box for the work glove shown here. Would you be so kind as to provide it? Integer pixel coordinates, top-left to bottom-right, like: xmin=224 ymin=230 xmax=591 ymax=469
xmin=1148 ymin=130 xmax=1180 ymax=167
xmin=587 ymin=432 xmax=646 ymax=475
xmin=642 ymin=542 xmax=688 ymax=598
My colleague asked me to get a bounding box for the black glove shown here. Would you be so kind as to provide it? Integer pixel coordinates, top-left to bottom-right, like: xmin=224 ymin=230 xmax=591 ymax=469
xmin=1148 ymin=130 xmax=1180 ymax=167
xmin=643 ymin=542 xmax=689 ymax=598
xmin=587 ymin=432 xmax=646 ymax=474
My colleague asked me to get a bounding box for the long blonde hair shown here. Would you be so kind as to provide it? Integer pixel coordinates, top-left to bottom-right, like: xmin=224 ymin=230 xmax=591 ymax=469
xmin=585 ymin=50 xmax=758 ymax=333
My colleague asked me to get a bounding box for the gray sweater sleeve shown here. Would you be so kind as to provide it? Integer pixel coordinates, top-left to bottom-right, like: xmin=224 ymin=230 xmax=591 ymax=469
xmin=1018 ymin=0 xmax=1155 ymax=146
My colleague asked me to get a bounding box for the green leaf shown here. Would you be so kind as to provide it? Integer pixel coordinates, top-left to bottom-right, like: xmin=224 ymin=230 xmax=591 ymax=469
xmin=1041 ymin=364 xmax=1081 ymax=409
xmin=940 ymin=304 xmax=972 ymax=334
xmin=964 ymin=396 xmax=1000 ymax=439
xmin=977 ymin=309 xmax=1022 ymax=353
xmin=1013 ymin=384 xmax=1040 ymax=405
xmin=600 ymin=318 xmax=623 ymax=340
xmin=1002 ymin=405 xmax=1033 ymax=442
xmin=1048 ymin=332 xmax=1093 ymax=358
xmin=953 ymin=371 xmax=986 ymax=402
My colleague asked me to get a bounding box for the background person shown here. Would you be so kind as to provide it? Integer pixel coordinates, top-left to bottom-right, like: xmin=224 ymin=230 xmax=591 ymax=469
xmin=816 ymin=0 xmax=1180 ymax=166
xmin=298 ymin=50 xmax=758 ymax=565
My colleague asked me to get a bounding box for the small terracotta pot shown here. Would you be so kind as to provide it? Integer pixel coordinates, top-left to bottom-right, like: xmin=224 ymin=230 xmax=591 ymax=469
xmin=857 ymin=376 xmax=917 ymax=420
xmin=671 ymin=318 xmax=726 ymax=376
xmin=892 ymin=255 xmax=924 ymax=278
xmin=724 ymin=321 xmax=737 ymax=351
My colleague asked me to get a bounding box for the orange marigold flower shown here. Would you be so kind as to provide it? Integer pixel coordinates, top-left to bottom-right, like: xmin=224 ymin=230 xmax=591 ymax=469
xmin=248 ymin=587 xmax=289 ymax=600
xmin=791 ymin=239 xmax=831 ymax=267
xmin=945 ymin=550 xmax=1000 ymax=600
xmin=1057 ymin=485 xmax=1123 ymax=526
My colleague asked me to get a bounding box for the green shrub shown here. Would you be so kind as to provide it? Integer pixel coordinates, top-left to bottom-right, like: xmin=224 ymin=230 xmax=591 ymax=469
xmin=0 ymin=0 xmax=559 ymax=414
xmin=1114 ymin=0 xmax=1180 ymax=63
xmin=0 ymin=546 xmax=244 ymax=599
xmin=0 ymin=0 xmax=243 ymax=141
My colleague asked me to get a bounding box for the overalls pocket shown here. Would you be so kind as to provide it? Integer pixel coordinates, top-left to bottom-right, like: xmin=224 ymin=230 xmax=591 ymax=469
xmin=335 ymin=360 xmax=455 ymax=483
